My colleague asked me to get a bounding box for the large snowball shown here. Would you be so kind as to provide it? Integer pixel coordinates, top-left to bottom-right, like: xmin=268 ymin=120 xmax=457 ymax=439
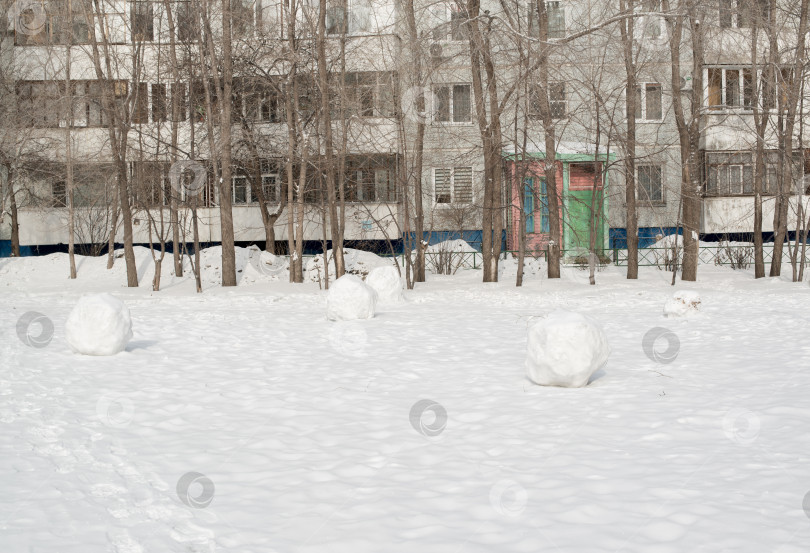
xmin=66 ymin=294 xmax=133 ymax=356
xmin=326 ymin=274 xmax=376 ymax=321
xmin=525 ymin=310 xmax=610 ymax=388
xmin=664 ymin=290 xmax=701 ymax=318
xmin=365 ymin=265 xmax=404 ymax=303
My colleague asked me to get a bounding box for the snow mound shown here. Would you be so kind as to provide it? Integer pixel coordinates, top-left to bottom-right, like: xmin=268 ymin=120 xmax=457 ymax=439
xmin=664 ymin=290 xmax=701 ymax=317
xmin=424 ymin=240 xmax=479 ymax=274
xmin=366 ymin=265 xmax=404 ymax=303
xmin=242 ymin=246 xmax=288 ymax=283
xmin=326 ymin=274 xmax=377 ymax=321
xmin=525 ymin=310 xmax=610 ymax=388
xmin=66 ymin=294 xmax=133 ymax=356
xmin=307 ymin=249 xmax=388 ymax=285
xmin=425 ymin=239 xmax=476 ymax=254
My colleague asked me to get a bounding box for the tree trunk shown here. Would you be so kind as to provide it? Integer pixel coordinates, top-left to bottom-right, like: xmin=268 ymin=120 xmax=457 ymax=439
xmin=218 ymin=0 xmax=237 ymax=286
xmin=403 ymin=0 xmax=426 ymax=283
xmin=664 ymin=0 xmax=702 ymax=282
xmin=65 ymin=2 xmax=77 ymax=278
xmin=317 ymin=0 xmax=345 ymax=278
xmin=87 ymin=0 xmax=138 ymax=286
xmin=619 ymin=0 xmax=638 ymax=279
xmin=8 ymin=166 xmax=20 ymax=257
xmin=467 ymin=0 xmax=503 ymax=282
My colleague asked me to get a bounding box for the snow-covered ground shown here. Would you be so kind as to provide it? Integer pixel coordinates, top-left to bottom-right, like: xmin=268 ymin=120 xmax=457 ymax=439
xmin=2 ymin=249 xmax=810 ymax=553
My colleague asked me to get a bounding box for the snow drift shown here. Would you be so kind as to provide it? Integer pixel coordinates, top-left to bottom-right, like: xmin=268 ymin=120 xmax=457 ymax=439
xmin=65 ymin=294 xmax=133 ymax=356
xmin=525 ymin=310 xmax=610 ymax=388
xmin=326 ymin=274 xmax=377 ymax=321
xmin=307 ymin=249 xmax=389 ymax=285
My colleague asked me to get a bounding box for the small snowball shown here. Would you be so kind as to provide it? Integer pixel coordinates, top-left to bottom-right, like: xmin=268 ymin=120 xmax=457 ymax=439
xmin=663 ymin=290 xmax=701 ymax=318
xmin=365 ymin=265 xmax=404 ymax=303
xmin=66 ymin=294 xmax=133 ymax=356
xmin=525 ymin=310 xmax=610 ymax=388
xmin=326 ymin=274 xmax=376 ymax=321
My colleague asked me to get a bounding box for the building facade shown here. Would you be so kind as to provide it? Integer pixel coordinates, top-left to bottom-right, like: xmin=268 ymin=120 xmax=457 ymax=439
xmin=1 ymin=0 xmax=809 ymax=256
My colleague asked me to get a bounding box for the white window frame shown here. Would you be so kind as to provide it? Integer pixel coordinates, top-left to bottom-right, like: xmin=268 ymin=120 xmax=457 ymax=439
xmin=432 ymin=83 xmax=472 ymax=124
xmin=707 ymin=67 xmax=757 ymax=111
xmin=232 ymin=175 xmax=250 ymax=204
xmin=261 ymin=172 xmax=280 ymax=203
xmin=635 ymin=82 xmax=663 ymax=121
xmin=433 ymin=166 xmax=473 ymax=205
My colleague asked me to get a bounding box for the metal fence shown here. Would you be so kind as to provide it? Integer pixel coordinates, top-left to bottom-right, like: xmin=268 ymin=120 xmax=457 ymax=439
xmin=612 ymin=244 xmax=810 ymax=268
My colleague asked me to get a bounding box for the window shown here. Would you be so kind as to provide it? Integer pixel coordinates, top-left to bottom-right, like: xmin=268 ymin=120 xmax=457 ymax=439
xmin=344 ymin=73 xmax=395 ymax=118
xmin=232 ymin=0 xmax=257 ymax=37
xmin=527 ymin=1 xmax=565 ymax=39
xmin=345 ymin=158 xmax=397 ymax=202
xmin=547 ymin=1 xmax=565 ymax=38
xmin=69 ymin=10 xmax=90 ymax=43
xmin=523 ymin=177 xmax=549 ymax=233
xmin=131 ymin=1 xmax=154 ymax=41
xmin=638 ymin=0 xmax=663 ymax=40
xmin=705 ymin=152 xmax=782 ymax=196
xmin=637 ymin=165 xmax=664 ymax=204
xmin=151 ymin=84 xmax=167 ymax=122
xmin=261 ymin=167 xmax=279 ymax=203
xmin=528 ymin=83 xmax=566 ymax=119
xmin=549 ymin=82 xmax=566 ymax=118
xmin=176 ymin=1 xmax=197 ymax=41
xmin=133 ymin=82 xmax=149 ymax=124
xmin=432 ymin=2 xmax=469 ymax=41
xmin=719 ymin=0 xmax=769 ymax=29
xmin=433 ymin=84 xmax=471 ymax=123
xmin=635 ymin=83 xmax=662 ymax=120
xmin=237 ymin=79 xmax=285 ymax=123
xmin=524 ymin=180 xmax=535 ymax=233
xmin=326 ymin=1 xmax=347 ymax=34
xmin=133 ymin=162 xmax=171 ymax=206
xmin=96 ymin=5 xmax=127 ymax=43
xmin=14 ymin=0 xmax=57 ymax=45
xmin=52 ymin=181 xmax=66 ymax=207
xmin=233 ymin=176 xmax=249 ymax=204
xmin=434 ymin=167 xmax=473 ymax=204
xmin=16 ymin=81 xmax=64 ymax=127
xmin=169 ymin=83 xmax=187 ymax=121
xmin=707 ymin=68 xmax=756 ymax=110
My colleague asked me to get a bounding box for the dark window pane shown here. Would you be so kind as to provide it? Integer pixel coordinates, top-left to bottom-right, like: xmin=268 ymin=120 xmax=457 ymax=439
xmin=646 ymin=84 xmax=662 ymax=119
xmin=152 ymin=83 xmax=167 ymax=122
xmin=453 ymin=84 xmax=470 ymax=122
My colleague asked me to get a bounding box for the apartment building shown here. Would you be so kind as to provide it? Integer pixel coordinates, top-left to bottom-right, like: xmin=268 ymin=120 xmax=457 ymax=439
xmin=1 ymin=0 xmax=808 ymax=256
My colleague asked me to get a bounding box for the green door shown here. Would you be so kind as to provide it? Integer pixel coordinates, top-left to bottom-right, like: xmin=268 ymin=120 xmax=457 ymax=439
xmin=567 ymin=189 xmax=603 ymax=252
